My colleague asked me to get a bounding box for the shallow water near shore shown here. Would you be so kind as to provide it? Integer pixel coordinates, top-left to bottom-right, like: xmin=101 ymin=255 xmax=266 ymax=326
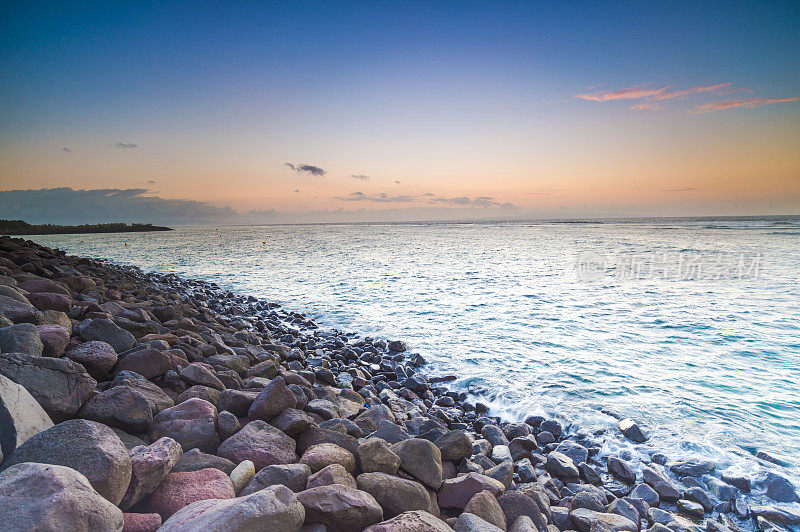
xmin=30 ymin=218 xmax=800 ymax=492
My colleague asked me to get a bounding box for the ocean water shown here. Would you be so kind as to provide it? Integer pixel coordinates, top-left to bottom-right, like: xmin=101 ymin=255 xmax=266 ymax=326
xmin=30 ymin=218 xmax=800 ymax=494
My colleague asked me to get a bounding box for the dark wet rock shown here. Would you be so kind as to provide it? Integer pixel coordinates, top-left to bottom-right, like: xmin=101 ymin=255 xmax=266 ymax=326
xmin=750 ymin=505 xmax=800 ymax=527
xmin=482 ymin=424 xmax=510 ymax=446
xmin=762 ymin=472 xmax=799 ymax=502
xmin=373 ymin=419 xmax=411 ymax=443
xmin=540 ymin=419 xmax=562 ymax=439
xmin=535 ymin=431 xmax=555 ymax=445
xmin=300 ymin=442 xmax=356 ymax=474
xmin=36 ymin=324 xmax=70 ymax=356
xmin=705 ymin=476 xmax=738 ymax=501
xmin=0 ymin=462 xmax=124 ymax=532
xmin=148 ymin=467 xmax=235 ymax=519
xmin=670 ymin=459 xmax=715 ymax=477
xmin=27 ymin=291 xmax=71 ymax=312
xmin=159 ymin=484 xmax=305 ymax=532
xmin=217 ymin=409 xmax=241 ymax=438
xmin=116 ymin=349 xmax=172 ymax=380
xmin=546 ymin=451 xmax=580 ymax=478
xmin=297 ymin=425 xmax=359 ymax=455
xmin=2 ymin=418 xmax=132 ymax=505
xmin=75 ymin=318 xmax=135 ymax=352
xmin=498 ymin=490 xmax=548 ymax=532
xmin=364 ymin=510 xmax=451 ymax=532
xmin=607 ymin=456 xmax=636 ymax=484
xmin=0 ymin=373 xmax=53 ymax=458
xmin=509 ymin=435 xmax=538 ymax=461
xmin=629 ymin=482 xmax=659 ymax=506
xmin=579 ymin=461 xmax=603 ymax=485
xmin=683 ymin=486 xmax=713 ymax=512
xmin=357 ymin=471 xmax=433 ymax=518
xmin=148 ymin=397 xmax=220 ymax=452
xmin=0 ymin=323 xmax=43 ymax=356
xmin=570 ymin=508 xmax=638 ymax=532
xmin=270 ymin=407 xmax=314 ymax=436
xmin=393 ymin=437 xmax=444 ymax=489
xmin=0 ymin=351 xmax=96 ymax=421
xmin=241 ymin=463 xmax=312 ymax=495
xmin=607 ymin=498 xmax=639 ymax=528
xmin=298 ymin=484 xmax=384 ymax=532
xmin=217 ymin=388 xmax=258 ymax=416
xmin=248 ymin=375 xmax=297 ymax=421
xmin=676 ymin=498 xmax=704 ymax=517
xmin=572 ymin=489 xmax=606 ymax=512
xmin=618 ymin=418 xmax=648 ymax=443
xmin=555 ymin=441 xmax=589 ymax=464
xmin=218 ymin=419 xmax=297 ymax=470
xmin=172 ymin=447 xmax=236 ymax=474
xmin=720 ymin=472 xmax=751 ymax=492
xmin=66 ymin=340 xmax=118 ymax=378
xmin=438 ymin=472 xmax=506 ymax=509
xmin=120 ymin=436 xmax=183 ymax=510
xmin=358 ymin=437 xmax=401 ymax=475
xmin=79 ymin=385 xmax=153 ymax=433
xmin=642 ymin=465 xmax=681 ymax=501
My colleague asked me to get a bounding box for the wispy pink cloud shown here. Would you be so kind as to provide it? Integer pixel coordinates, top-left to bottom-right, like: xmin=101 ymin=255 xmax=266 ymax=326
xmin=690 ymin=97 xmax=799 ymax=114
xmin=630 ymin=103 xmax=662 ymax=111
xmin=576 ymin=83 xmax=734 ymax=103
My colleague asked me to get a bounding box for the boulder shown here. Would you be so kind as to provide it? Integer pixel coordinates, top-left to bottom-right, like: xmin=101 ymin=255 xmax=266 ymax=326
xmin=180 ymin=362 xmax=225 ymax=391
xmin=270 ymin=407 xmax=313 ymax=436
xmin=357 ymin=472 xmax=434 ymax=518
xmin=0 ymin=323 xmax=43 ymax=356
xmin=454 ymin=513 xmax=504 ymax=532
xmin=607 ymin=456 xmax=637 ymax=483
xmin=359 ymin=437 xmax=401 ymax=475
xmin=0 ymin=462 xmax=124 ymax=532
xmin=464 ymin=490 xmax=507 ymax=530
xmin=159 ymin=484 xmax=305 ymax=532
xmin=546 ymin=451 xmax=580 ymax=478
xmin=172 ymin=448 xmax=236 ymax=475
xmin=217 ymin=410 xmax=241 ymax=438
xmin=0 ymin=373 xmax=53 ymax=458
xmin=148 ymin=397 xmax=220 ymax=453
xmin=669 ymin=459 xmax=715 ymax=477
xmin=439 ymin=473 xmax=506 ymax=509
xmin=27 ymin=292 xmax=72 ymax=312
xmin=75 ymin=318 xmax=135 ymax=352
xmin=18 ymin=278 xmax=69 ymax=295
xmin=217 ymin=388 xmax=258 ymax=416
xmin=122 ymin=513 xmax=162 ymax=532
xmin=248 ymin=375 xmax=297 ymax=421
xmin=393 ymin=437 xmax=443 ymax=489
xmin=176 ymin=384 xmax=220 ymax=406
xmin=112 ymin=377 xmax=174 ymax=415
xmin=435 ymin=429 xmax=473 ymax=461
xmin=498 ymin=491 xmax=547 ymax=532
xmin=79 ymin=385 xmax=153 ymax=433
xmin=230 ymin=459 xmax=255 ymax=494
xmin=307 ymin=463 xmax=357 ymax=489
xmin=618 ymin=419 xmax=648 ymax=443
xmin=217 ymin=419 xmax=297 ymax=470
xmin=2 ymin=419 xmax=132 ymax=505
xmin=297 ymin=425 xmax=359 ymax=455
xmin=300 ymin=442 xmax=356 ymax=474
xmin=364 ymin=510 xmax=453 ymax=532
xmin=66 ymin=340 xmax=118 ymax=378
xmin=0 ymin=295 xmax=40 ymax=324
xmin=642 ymin=465 xmax=681 ymax=500
xmin=555 ymin=441 xmax=589 ymax=465
xmin=570 ymin=508 xmax=638 ymax=532
xmin=298 ymin=484 xmax=384 ymax=532
xmin=241 ymin=463 xmax=312 ymax=495
xmin=120 ymin=437 xmax=183 ymax=510
xmin=116 ymin=349 xmax=172 ymax=380
xmin=0 ymin=351 xmax=96 ymax=422
xmin=36 ymin=324 xmax=70 ymax=356
xmin=762 ymin=472 xmax=799 ymax=503
xmin=148 ymin=467 xmax=235 ymax=519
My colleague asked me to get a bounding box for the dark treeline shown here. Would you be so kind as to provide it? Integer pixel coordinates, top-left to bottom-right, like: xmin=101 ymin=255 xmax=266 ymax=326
xmin=0 ymin=219 xmax=172 ymax=235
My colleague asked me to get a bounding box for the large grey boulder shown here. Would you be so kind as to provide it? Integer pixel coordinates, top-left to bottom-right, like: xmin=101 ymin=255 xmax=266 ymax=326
xmin=75 ymin=318 xmax=135 ymax=352
xmin=364 ymin=510 xmax=453 ymax=532
xmin=2 ymin=419 xmax=132 ymax=505
xmin=0 ymin=373 xmax=54 ymax=458
xmin=160 ymin=485 xmax=305 ymax=532
xmin=148 ymin=397 xmax=220 ymax=453
xmin=393 ymin=437 xmax=443 ymax=489
xmin=0 ymin=323 xmax=43 ymax=356
xmin=217 ymin=419 xmax=297 ymax=470
xmin=0 ymin=462 xmax=124 ymax=532
xmin=78 ymin=385 xmax=153 ymax=433
xmin=120 ymin=436 xmax=183 ymax=510
xmin=66 ymin=340 xmax=118 ymax=379
xmin=0 ymin=351 xmax=96 ymax=422
xmin=0 ymin=295 xmax=40 ymax=324
xmin=454 ymin=513 xmax=504 ymax=532
xmin=298 ymin=484 xmax=384 ymax=532
xmin=357 ymin=472 xmax=435 ymax=518
xmin=570 ymin=508 xmax=638 ymax=532
xmin=241 ymin=463 xmax=312 ymax=495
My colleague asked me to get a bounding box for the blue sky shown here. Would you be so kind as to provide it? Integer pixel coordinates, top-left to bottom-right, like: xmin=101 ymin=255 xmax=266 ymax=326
xmin=1 ymin=2 xmax=798 ymax=223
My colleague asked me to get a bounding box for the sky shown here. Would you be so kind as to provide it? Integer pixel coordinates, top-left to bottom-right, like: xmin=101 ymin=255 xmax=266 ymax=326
xmin=1 ymin=1 xmax=799 ymax=224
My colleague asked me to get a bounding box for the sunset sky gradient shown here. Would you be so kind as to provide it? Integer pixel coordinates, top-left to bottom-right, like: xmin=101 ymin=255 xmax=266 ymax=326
xmin=1 ymin=2 xmax=798 ymax=223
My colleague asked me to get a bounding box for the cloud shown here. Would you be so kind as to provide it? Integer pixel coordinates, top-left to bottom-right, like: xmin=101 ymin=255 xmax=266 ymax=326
xmin=284 ymin=162 xmax=326 ymax=176
xmin=349 ymin=174 xmax=371 ymax=181
xmin=115 ymin=142 xmax=138 ymax=149
xmin=62 ymin=147 xmax=72 ymax=153
xmin=0 ymin=187 xmax=236 ymax=225
xmin=335 ymin=191 xmax=414 ymax=203
xmin=630 ymin=103 xmax=662 ymax=111
xmin=522 ymin=192 xmax=554 ymax=197
xmin=690 ymin=97 xmax=799 ymax=114
xmin=576 ymin=83 xmax=733 ymax=103
xmin=428 ymin=195 xmax=517 ymax=208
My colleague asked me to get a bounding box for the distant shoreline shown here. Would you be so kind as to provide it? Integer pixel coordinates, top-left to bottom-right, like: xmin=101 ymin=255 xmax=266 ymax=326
xmin=0 ymin=220 xmax=172 ymax=236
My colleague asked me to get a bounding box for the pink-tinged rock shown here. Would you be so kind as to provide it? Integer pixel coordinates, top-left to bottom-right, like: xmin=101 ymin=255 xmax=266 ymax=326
xmin=56 ymin=275 xmax=96 ymax=293
xmin=120 ymin=437 xmax=183 ymax=510
xmin=148 ymin=397 xmax=220 ymax=453
xmin=36 ymin=324 xmax=71 ymax=356
xmin=217 ymin=419 xmax=297 ymax=470
xmin=67 ymin=340 xmax=118 ymax=379
xmin=19 ymin=278 xmax=70 ymax=295
xmin=122 ymin=513 xmax=161 ymax=532
xmin=300 ymin=442 xmax=357 ymax=474
xmin=248 ymin=375 xmax=297 ymax=421
xmin=438 ymin=472 xmax=506 ymax=509
xmin=148 ymin=467 xmax=235 ymax=519
xmin=116 ymin=349 xmax=172 ymax=380
xmin=160 ymin=485 xmax=305 ymax=532
xmin=298 ymin=484 xmax=384 ymax=532
xmin=27 ymin=292 xmax=72 ymax=312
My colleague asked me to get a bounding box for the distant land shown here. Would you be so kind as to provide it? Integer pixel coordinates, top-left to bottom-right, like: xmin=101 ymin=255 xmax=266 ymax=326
xmin=0 ymin=219 xmax=172 ymax=235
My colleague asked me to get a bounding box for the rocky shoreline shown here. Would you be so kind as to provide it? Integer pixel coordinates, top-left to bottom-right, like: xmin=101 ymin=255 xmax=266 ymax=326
xmin=0 ymin=234 xmax=798 ymax=532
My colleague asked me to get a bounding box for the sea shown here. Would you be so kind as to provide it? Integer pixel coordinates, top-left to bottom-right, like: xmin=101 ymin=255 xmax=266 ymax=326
xmin=29 ymin=217 xmax=800 ymax=503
